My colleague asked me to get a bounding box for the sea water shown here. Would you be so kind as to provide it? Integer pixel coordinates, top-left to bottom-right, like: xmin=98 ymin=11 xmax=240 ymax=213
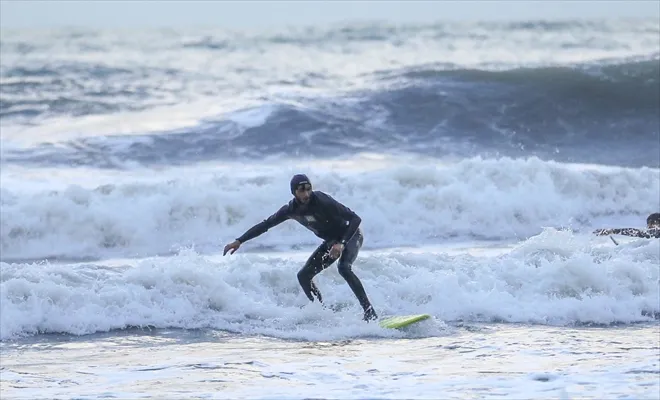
xmin=1 ymin=19 xmax=659 ymax=399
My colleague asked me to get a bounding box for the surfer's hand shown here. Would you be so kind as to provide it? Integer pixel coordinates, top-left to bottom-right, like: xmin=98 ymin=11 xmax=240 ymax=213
xmin=223 ymin=240 xmax=241 ymax=255
xmin=329 ymin=243 xmax=344 ymax=259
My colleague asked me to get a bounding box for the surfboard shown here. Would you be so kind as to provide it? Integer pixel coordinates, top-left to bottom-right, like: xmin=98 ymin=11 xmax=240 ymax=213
xmin=378 ymin=314 xmax=431 ymax=329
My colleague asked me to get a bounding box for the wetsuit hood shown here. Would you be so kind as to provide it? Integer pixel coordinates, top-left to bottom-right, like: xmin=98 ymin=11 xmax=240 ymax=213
xmin=290 ymin=174 xmax=311 ymax=194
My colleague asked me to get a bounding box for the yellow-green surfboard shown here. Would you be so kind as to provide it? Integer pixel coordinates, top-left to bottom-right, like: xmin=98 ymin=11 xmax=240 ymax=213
xmin=378 ymin=314 xmax=431 ymax=329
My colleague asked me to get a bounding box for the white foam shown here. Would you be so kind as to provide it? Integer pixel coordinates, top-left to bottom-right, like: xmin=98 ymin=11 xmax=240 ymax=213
xmin=1 ymin=156 xmax=658 ymax=261
xmin=0 ymin=97 xmax=259 ymax=148
xmin=1 ymin=230 xmax=657 ymax=340
xmin=225 ymin=104 xmax=278 ymax=129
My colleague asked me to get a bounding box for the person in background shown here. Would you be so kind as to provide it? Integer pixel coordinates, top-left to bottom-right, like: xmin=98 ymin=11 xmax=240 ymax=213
xmin=593 ymin=212 xmax=660 ymax=239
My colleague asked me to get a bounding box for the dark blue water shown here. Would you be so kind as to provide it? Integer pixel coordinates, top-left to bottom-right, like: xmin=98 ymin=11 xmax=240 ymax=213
xmin=2 ymin=59 xmax=658 ymax=169
xmin=1 ymin=21 xmax=659 ymax=169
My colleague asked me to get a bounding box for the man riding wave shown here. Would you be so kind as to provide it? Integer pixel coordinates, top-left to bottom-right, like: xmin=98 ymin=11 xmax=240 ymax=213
xmin=223 ymin=174 xmax=378 ymax=322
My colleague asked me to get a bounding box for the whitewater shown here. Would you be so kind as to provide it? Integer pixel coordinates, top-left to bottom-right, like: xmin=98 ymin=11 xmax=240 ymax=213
xmin=1 ymin=19 xmax=659 ymax=399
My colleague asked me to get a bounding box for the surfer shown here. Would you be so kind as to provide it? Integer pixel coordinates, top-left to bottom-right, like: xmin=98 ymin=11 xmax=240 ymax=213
xmin=222 ymin=174 xmax=378 ymax=322
xmin=593 ymin=212 xmax=660 ymax=239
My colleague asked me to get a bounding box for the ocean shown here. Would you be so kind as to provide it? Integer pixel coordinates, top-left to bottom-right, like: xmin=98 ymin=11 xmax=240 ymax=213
xmin=1 ymin=19 xmax=659 ymax=399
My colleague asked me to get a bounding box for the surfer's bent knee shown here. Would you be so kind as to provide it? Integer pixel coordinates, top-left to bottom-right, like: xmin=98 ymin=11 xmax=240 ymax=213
xmin=296 ymin=268 xmax=307 ymax=282
xmin=337 ymin=261 xmax=353 ymax=276
xmin=337 ymin=248 xmax=359 ymax=276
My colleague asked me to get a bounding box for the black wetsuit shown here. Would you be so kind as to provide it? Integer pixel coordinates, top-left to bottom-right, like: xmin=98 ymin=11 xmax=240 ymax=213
xmin=595 ymin=228 xmax=660 ymax=239
xmin=235 ymin=190 xmax=376 ymax=319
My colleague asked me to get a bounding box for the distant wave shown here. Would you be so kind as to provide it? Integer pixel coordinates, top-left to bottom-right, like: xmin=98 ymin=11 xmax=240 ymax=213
xmin=2 ymin=55 xmax=657 ymax=120
xmin=1 ymin=20 xmax=658 ymax=168
xmin=2 ymin=59 xmax=658 ymax=168
xmin=0 ymin=63 xmax=183 ymax=120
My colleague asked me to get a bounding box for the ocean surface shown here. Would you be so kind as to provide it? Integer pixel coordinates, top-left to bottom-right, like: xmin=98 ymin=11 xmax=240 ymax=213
xmin=1 ymin=19 xmax=659 ymax=399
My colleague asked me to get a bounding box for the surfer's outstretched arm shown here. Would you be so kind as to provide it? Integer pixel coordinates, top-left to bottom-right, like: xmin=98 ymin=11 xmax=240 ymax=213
xmin=236 ymin=204 xmax=291 ymax=243
xmin=223 ymin=204 xmax=291 ymax=255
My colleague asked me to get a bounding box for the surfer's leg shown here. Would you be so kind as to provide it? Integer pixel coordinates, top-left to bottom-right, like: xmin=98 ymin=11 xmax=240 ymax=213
xmin=297 ymin=241 xmax=336 ymax=303
xmin=336 ymin=230 xmax=377 ymax=320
